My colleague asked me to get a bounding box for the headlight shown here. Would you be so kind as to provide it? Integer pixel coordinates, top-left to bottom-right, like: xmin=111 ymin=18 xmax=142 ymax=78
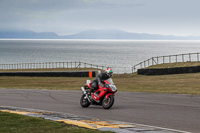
xmin=110 ymin=85 xmax=117 ymax=92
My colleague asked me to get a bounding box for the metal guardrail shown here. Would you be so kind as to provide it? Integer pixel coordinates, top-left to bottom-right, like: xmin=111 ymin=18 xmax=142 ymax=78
xmin=0 ymin=62 xmax=107 ymax=70
xmin=132 ymin=52 xmax=200 ymax=72
xmin=2 ymin=52 xmax=199 ymax=74
xmin=0 ymin=62 xmax=132 ymax=74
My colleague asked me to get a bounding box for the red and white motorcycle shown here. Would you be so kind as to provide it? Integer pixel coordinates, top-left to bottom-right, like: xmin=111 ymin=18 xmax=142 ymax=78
xmin=80 ymin=78 xmax=117 ymax=109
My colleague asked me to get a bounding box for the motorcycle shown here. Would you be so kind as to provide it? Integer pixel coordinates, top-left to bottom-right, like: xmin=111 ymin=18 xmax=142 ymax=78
xmin=80 ymin=78 xmax=117 ymax=109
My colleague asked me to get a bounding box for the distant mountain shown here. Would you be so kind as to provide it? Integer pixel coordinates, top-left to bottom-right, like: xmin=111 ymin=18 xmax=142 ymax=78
xmin=63 ymin=29 xmax=134 ymax=39
xmin=62 ymin=29 xmax=186 ymax=40
xmin=0 ymin=29 xmax=59 ymax=39
xmin=0 ymin=29 xmax=200 ymax=40
xmin=64 ymin=29 xmax=200 ymax=40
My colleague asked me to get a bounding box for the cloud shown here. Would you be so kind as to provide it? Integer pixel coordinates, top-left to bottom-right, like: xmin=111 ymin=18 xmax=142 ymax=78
xmin=0 ymin=0 xmax=82 ymax=16
xmin=0 ymin=0 xmax=143 ymax=14
xmin=0 ymin=0 xmax=200 ymax=36
xmin=0 ymin=0 xmax=144 ymax=27
xmin=0 ymin=0 xmax=85 ymax=29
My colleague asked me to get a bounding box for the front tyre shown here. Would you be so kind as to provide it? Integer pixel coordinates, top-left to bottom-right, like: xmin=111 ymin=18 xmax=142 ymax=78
xmin=80 ymin=94 xmax=91 ymax=108
xmin=102 ymin=95 xmax=114 ymax=109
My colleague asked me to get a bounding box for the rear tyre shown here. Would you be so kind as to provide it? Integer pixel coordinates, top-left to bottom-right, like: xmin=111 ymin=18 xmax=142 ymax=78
xmin=102 ymin=95 xmax=114 ymax=109
xmin=80 ymin=94 xmax=91 ymax=108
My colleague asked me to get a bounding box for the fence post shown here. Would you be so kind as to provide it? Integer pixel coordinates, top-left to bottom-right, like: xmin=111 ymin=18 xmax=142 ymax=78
xmin=182 ymin=54 xmax=184 ymax=62
xmin=197 ymin=53 xmax=199 ymax=62
xmin=152 ymin=57 xmax=157 ymax=65
xmin=189 ymin=53 xmax=191 ymax=62
xmin=157 ymin=57 xmax=159 ymax=64
xmin=140 ymin=63 xmax=142 ymax=69
xmin=163 ymin=56 xmax=165 ymax=63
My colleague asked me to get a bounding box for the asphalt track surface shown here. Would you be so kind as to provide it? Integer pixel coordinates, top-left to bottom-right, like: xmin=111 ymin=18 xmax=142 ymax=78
xmin=0 ymin=89 xmax=199 ymax=133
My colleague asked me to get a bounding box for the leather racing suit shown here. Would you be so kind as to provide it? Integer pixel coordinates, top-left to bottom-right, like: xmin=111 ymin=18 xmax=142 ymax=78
xmin=91 ymin=72 xmax=110 ymax=92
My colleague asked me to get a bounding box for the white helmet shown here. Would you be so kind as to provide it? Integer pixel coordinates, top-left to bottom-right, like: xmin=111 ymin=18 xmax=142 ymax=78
xmin=105 ymin=68 xmax=113 ymax=78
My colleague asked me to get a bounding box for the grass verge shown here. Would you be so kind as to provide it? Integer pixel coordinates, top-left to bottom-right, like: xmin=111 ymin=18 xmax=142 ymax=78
xmin=0 ymin=66 xmax=200 ymax=95
xmin=0 ymin=111 xmax=113 ymax=133
xmin=0 ymin=73 xmax=200 ymax=95
xmin=147 ymin=62 xmax=200 ymax=68
xmin=114 ymin=73 xmax=200 ymax=95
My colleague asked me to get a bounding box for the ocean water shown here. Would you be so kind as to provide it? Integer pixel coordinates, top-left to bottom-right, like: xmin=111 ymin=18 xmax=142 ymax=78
xmin=0 ymin=39 xmax=200 ymax=73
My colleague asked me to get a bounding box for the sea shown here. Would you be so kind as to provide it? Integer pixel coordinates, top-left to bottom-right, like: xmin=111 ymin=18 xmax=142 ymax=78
xmin=0 ymin=39 xmax=200 ymax=73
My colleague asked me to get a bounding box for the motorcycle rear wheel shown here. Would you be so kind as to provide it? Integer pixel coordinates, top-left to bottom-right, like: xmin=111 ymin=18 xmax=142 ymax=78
xmin=80 ymin=94 xmax=91 ymax=108
xmin=102 ymin=95 xmax=114 ymax=109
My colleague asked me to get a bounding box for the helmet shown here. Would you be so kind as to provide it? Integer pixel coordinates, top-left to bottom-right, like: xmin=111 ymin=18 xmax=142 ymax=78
xmin=105 ymin=68 xmax=113 ymax=78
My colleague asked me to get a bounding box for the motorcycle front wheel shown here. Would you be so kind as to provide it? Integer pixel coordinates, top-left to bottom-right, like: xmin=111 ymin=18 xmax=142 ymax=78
xmin=102 ymin=95 xmax=114 ymax=109
xmin=80 ymin=94 xmax=91 ymax=108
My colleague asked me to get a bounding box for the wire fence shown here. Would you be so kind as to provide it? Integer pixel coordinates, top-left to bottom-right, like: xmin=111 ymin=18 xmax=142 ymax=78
xmin=132 ymin=52 xmax=200 ymax=72
xmin=0 ymin=62 xmax=132 ymax=74
xmin=0 ymin=62 xmax=107 ymax=70
xmin=2 ymin=52 xmax=199 ymax=74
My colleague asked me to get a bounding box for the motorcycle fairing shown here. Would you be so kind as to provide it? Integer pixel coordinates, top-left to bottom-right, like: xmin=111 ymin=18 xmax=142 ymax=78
xmin=92 ymin=87 xmax=107 ymax=102
xmin=106 ymin=93 xmax=114 ymax=99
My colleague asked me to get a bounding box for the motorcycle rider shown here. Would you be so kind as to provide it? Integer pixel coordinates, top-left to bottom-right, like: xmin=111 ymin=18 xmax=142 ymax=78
xmin=90 ymin=68 xmax=113 ymax=93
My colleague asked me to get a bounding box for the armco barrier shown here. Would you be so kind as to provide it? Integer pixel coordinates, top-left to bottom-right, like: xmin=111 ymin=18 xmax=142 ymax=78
xmin=138 ymin=66 xmax=200 ymax=75
xmin=0 ymin=71 xmax=98 ymax=77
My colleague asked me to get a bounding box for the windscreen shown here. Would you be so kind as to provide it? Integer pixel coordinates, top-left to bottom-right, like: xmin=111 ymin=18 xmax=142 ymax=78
xmin=107 ymin=78 xmax=117 ymax=91
xmin=107 ymin=78 xmax=114 ymax=85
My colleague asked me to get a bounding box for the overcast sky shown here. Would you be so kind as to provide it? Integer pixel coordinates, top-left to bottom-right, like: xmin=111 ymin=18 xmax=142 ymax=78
xmin=0 ymin=0 xmax=199 ymax=36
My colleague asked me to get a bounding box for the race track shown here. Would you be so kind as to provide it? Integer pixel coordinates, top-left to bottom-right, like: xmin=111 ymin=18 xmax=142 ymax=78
xmin=0 ymin=89 xmax=199 ymax=133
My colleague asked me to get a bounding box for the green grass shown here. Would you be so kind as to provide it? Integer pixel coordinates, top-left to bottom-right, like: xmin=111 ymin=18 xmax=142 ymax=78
xmin=113 ymin=73 xmax=200 ymax=95
xmin=0 ymin=73 xmax=200 ymax=95
xmin=0 ymin=66 xmax=200 ymax=95
xmin=0 ymin=76 xmax=94 ymax=90
xmin=148 ymin=62 xmax=200 ymax=68
xmin=0 ymin=111 xmax=113 ymax=133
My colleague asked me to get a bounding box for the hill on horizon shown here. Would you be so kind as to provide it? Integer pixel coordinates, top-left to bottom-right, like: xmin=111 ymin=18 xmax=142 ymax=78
xmin=0 ymin=29 xmax=200 ymax=40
